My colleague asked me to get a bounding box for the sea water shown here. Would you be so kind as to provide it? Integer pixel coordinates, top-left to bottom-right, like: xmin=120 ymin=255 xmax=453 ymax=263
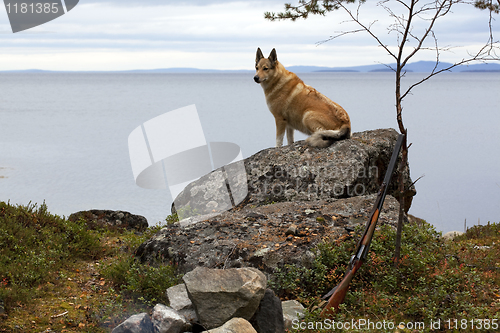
xmin=0 ymin=72 xmax=499 ymax=232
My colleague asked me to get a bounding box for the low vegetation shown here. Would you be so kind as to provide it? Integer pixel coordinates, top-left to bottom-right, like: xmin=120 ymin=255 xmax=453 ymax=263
xmin=0 ymin=201 xmax=180 ymax=332
xmin=0 ymin=201 xmax=498 ymax=332
xmin=271 ymin=219 xmax=500 ymax=332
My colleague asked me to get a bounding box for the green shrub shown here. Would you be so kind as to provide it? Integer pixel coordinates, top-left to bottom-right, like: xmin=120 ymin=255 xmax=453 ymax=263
xmin=0 ymin=201 xmax=103 ymax=306
xmin=272 ymin=220 xmax=500 ymax=330
xmin=165 ymin=212 xmax=179 ymax=225
xmin=459 ymin=221 xmax=500 ymax=240
xmin=269 ymin=235 xmax=355 ymax=303
xmin=100 ymin=256 xmax=180 ymax=306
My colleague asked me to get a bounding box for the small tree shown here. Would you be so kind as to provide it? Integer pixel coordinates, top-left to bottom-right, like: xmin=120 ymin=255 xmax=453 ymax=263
xmin=265 ymin=0 xmax=499 ymax=266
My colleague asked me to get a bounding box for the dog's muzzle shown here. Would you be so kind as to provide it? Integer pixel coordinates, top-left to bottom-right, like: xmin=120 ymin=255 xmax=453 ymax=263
xmin=253 ymin=75 xmax=260 ymax=83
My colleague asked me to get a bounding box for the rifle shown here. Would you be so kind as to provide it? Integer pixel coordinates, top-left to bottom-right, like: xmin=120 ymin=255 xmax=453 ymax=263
xmin=320 ymin=134 xmax=405 ymax=317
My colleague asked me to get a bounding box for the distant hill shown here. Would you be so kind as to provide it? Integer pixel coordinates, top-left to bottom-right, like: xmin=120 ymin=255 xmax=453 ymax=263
xmin=0 ymin=68 xmax=253 ymax=74
xmin=121 ymin=68 xmax=252 ymax=74
xmin=2 ymin=61 xmax=499 ymax=73
xmin=0 ymin=69 xmax=52 ymax=73
xmin=298 ymin=61 xmax=500 ymax=73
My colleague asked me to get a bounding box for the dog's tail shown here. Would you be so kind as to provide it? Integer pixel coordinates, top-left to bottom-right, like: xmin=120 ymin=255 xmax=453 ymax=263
xmin=306 ymin=125 xmax=351 ymax=148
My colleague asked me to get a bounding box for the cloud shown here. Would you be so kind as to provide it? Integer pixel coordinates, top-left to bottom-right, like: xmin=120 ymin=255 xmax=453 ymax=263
xmin=0 ymin=0 xmax=497 ymax=70
xmin=81 ymin=0 xmax=288 ymax=6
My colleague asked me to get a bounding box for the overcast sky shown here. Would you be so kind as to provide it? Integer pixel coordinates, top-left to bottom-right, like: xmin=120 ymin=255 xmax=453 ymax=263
xmin=0 ymin=0 xmax=497 ymax=71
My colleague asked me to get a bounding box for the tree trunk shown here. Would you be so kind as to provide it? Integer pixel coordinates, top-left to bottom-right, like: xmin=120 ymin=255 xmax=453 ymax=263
xmin=393 ymin=63 xmax=408 ymax=268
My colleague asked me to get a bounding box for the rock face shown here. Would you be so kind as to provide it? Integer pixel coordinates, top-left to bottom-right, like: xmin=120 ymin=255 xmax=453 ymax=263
xmin=182 ymin=267 xmax=267 ymax=329
xmin=137 ymin=128 xmax=413 ymax=275
xmin=172 ymin=128 xmax=414 ymax=219
xmin=68 ymin=209 xmax=148 ymax=232
xmin=136 ymin=195 xmax=401 ymax=275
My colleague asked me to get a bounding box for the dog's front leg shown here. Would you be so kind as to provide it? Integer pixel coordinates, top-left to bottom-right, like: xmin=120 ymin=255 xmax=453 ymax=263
xmin=286 ymin=126 xmax=294 ymax=145
xmin=275 ymin=118 xmax=287 ymax=147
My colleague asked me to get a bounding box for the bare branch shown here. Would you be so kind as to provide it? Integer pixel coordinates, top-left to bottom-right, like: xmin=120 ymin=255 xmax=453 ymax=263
xmin=408 ymin=174 xmax=425 ymax=189
xmin=316 ymin=28 xmax=368 ymax=45
xmin=395 ymin=0 xmax=411 ymax=11
xmin=401 ymin=46 xmax=500 ymax=101
xmin=380 ymin=62 xmax=397 ymax=72
xmin=401 ymin=0 xmax=451 ymax=70
xmin=334 ymin=1 xmax=398 ymax=60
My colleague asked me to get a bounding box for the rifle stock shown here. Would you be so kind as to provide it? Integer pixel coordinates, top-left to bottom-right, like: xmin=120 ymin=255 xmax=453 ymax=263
xmin=320 ymin=257 xmax=361 ymax=316
xmin=320 ymin=134 xmax=404 ymax=317
xmin=320 ymin=208 xmax=379 ymax=316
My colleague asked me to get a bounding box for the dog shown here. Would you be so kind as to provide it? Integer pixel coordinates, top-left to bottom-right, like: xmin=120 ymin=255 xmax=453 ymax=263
xmin=254 ymin=48 xmax=351 ymax=148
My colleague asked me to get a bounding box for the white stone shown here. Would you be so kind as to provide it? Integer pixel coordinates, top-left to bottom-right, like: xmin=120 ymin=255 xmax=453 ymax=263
xmin=442 ymin=231 xmax=464 ymax=241
xmin=112 ymin=313 xmax=153 ymax=333
xmin=152 ymin=304 xmax=190 ymax=333
xmin=281 ymin=300 xmax=305 ymax=330
xmin=201 ymin=317 xmax=257 ymax=333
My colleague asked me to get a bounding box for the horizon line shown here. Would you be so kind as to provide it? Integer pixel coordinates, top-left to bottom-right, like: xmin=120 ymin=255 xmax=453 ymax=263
xmin=1 ymin=60 xmax=499 ymax=73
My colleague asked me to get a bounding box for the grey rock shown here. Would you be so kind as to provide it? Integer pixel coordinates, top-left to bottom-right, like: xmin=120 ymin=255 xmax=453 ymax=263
xmin=442 ymin=230 xmax=464 ymax=241
xmin=112 ymin=313 xmax=153 ymax=333
xmin=201 ymin=317 xmax=258 ymax=333
xmin=249 ymin=289 xmax=285 ymax=333
xmin=182 ymin=267 xmax=267 ymax=329
xmin=135 ymin=129 xmax=411 ymax=279
xmin=166 ymin=284 xmax=198 ymax=323
xmin=68 ymin=209 xmax=148 ymax=232
xmin=173 ymin=129 xmax=415 ymax=219
xmin=171 ymin=157 xmax=248 ymax=221
xmin=151 ymin=304 xmax=190 ymax=333
xmin=281 ymin=300 xmax=305 ymax=330
xmin=136 ymin=195 xmax=401 ymax=275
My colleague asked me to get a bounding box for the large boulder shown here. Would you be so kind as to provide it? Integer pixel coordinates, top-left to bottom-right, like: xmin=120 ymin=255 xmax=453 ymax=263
xmin=182 ymin=267 xmax=267 ymax=329
xmin=136 ymin=195 xmax=401 ymax=275
xmin=68 ymin=209 xmax=148 ymax=232
xmin=135 ymin=128 xmax=410 ymax=281
xmin=172 ymin=128 xmax=414 ymax=219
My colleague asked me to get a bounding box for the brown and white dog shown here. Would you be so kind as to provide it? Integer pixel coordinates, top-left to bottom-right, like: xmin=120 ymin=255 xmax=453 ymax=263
xmin=254 ymin=48 xmax=351 ymax=148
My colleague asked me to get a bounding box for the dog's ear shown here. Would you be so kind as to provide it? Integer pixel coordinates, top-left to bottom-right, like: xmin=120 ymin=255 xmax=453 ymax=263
xmin=256 ymin=48 xmax=264 ymax=65
xmin=269 ymin=48 xmax=278 ymax=67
